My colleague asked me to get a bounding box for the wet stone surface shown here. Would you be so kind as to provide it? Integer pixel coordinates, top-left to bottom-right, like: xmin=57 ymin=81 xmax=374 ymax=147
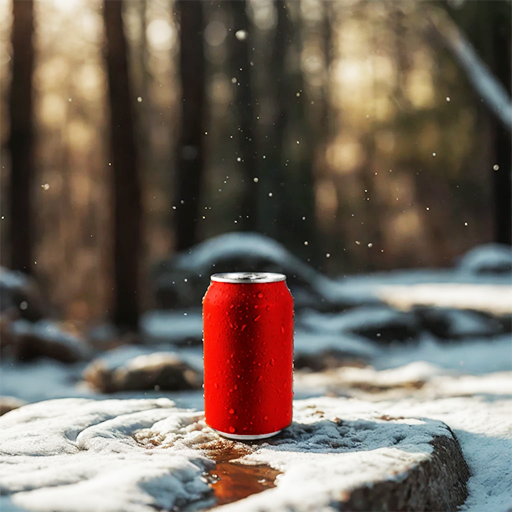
xmin=204 ymin=442 xmax=281 ymax=509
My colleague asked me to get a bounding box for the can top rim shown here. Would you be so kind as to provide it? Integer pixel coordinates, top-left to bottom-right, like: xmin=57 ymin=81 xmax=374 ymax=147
xmin=211 ymin=272 xmax=286 ymax=284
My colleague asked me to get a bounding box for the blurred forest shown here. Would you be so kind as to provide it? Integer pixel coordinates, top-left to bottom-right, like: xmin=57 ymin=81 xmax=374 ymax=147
xmin=0 ymin=0 xmax=510 ymax=327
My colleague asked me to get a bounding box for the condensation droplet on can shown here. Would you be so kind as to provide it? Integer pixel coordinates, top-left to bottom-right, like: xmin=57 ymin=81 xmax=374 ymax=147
xmin=257 ymin=293 xmax=263 ymax=299
xmin=270 ymin=358 xmax=275 ymax=365
xmin=253 ymin=315 xmax=261 ymax=322
xmin=280 ymin=325 xmax=285 ymax=334
xmin=264 ymin=416 xmax=268 ymax=421
xmin=229 ymin=408 xmax=235 ymax=414
xmin=228 ymin=426 xmax=236 ymax=433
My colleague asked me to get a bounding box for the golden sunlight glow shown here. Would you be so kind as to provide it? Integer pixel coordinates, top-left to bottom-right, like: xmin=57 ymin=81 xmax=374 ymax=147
xmin=51 ymin=0 xmax=84 ymax=13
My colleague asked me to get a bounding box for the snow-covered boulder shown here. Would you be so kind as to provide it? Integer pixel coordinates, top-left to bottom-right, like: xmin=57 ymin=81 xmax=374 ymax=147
xmin=293 ymin=331 xmax=380 ymax=371
xmin=0 ymin=267 xmax=48 ymax=321
xmin=0 ymin=397 xmax=469 ymax=512
xmin=413 ymin=306 xmax=504 ymax=339
xmin=153 ymin=233 xmax=377 ymax=312
xmin=83 ymin=346 xmax=202 ymax=393
xmin=457 ymin=244 xmax=512 ymax=275
xmin=297 ymin=305 xmax=419 ymax=343
xmin=9 ymin=319 xmax=92 ymax=363
xmin=140 ymin=309 xmax=203 ymax=345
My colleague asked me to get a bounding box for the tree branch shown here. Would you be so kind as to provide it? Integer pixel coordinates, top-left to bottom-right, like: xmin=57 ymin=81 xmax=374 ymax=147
xmin=425 ymin=6 xmax=512 ymax=132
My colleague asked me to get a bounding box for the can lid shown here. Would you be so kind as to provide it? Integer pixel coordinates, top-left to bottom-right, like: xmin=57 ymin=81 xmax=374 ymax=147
xmin=211 ymin=272 xmax=286 ymax=284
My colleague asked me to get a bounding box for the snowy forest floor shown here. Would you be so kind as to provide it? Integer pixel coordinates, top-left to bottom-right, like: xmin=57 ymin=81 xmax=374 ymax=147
xmin=1 ymin=241 xmax=511 ymax=511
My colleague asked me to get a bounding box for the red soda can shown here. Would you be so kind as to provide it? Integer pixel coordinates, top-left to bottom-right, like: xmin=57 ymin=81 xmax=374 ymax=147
xmin=203 ymin=272 xmax=293 ymax=440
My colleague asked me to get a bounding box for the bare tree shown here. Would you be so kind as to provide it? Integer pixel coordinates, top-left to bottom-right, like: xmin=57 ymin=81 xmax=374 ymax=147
xmin=9 ymin=0 xmax=35 ymax=274
xmin=173 ymin=0 xmax=206 ymax=251
xmin=230 ymin=0 xmax=258 ymax=231
xmin=103 ymin=0 xmax=142 ymax=330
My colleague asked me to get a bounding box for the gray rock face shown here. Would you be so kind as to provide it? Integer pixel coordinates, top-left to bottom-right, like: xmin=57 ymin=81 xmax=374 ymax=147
xmin=83 ymin=346 xmax=202 ymax=393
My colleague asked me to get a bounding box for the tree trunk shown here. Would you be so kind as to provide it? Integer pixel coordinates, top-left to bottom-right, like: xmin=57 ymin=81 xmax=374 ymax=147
xmin=9 ymin=0 xmax=35 ymax=274
xmin=230 ymin=0 xmax=258 ymax=232
xmin=491 ymin=5 xmax=511 ymax=245
xmin=103 ymin=0 xmax=142 ymax=330
xmin=279 ymin=2 xmax=318 ymax=265
xmin=174 ymin=0 xmax=206 ymax=252
xmin=257 ymin=0 xmax=288 ymax=240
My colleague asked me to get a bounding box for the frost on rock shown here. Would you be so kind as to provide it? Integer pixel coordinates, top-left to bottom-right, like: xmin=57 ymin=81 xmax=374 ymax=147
xmin=83 ymin=346 xmax=202 ymax=393
xmin=457 ymin=244 xmax=512 ymax=275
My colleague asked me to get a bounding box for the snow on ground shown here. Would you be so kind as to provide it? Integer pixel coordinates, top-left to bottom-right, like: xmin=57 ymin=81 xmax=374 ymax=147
xmin=378 ymin=283 xmax=512 ymax=315
xmin=0 ymin=398 xmax=214 ymax=512
xmin=293 ymin=368 xmax=512 ymax=512
xmin=0 ymin=396 xmax=458 ymax=512
xmin=217 ymin=397 xmax=455 ymax=512
xmin=385 ymin=394 xmax=512 ymax=512
xmin=375 ymin=333 xmax=512 ymax=374
xmin=140 ymin=310 xmax=203 ymax=345
xmin=0 ymin=336 xmax=512 ymax=512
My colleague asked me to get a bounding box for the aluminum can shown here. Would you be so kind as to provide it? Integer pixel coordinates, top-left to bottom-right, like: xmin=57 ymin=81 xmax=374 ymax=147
xmin=203 ymin=272 xmax=293 ymax=440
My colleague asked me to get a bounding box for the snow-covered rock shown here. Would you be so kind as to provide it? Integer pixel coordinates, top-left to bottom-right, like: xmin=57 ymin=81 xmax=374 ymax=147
xmin=0 ymin=267 xmax=47 ymax=321
xmin=153 ymin=232 xmax=379 ymax=312
xmin=457 ymin=244 xmax=512 ymax=275
xmin=294 ymin=372 xmax=512 ymax=512
xmin=0 ymin=396 xmax=26 ymax=416
xmin=83 ymin=346 xmax=202 ymax=393
xmin=298 ymin=306 xmax=418 ymax=343
xmin=293 ymin=331 xmax=379 ymax=371
xmin=413 ymin=306 xmax=503 ymax=339
xmin=0 ymin=398 xmax=214 ymax=512
xmin=9 ymin=319 xmax=92 ymax=363
xmin=140 ymin=309 xmax=203 ymax=345
xmin=0 ymin=397 xmax=469 ymax=512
